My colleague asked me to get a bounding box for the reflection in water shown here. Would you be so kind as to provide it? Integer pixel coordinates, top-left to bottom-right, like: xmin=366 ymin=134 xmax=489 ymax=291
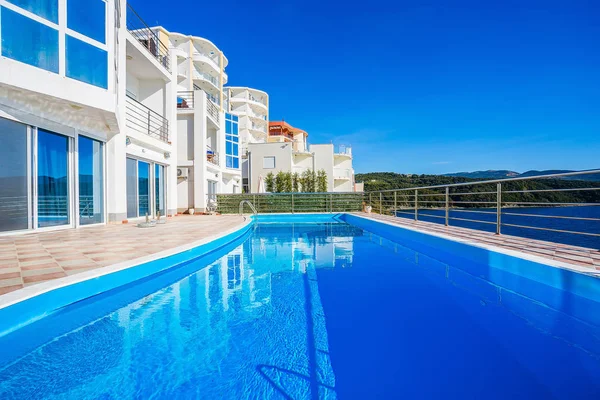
xmin=0 ymin=223 xmax=360 ymax=399
xmin=1 ymin=221 xmax=599 ymax=399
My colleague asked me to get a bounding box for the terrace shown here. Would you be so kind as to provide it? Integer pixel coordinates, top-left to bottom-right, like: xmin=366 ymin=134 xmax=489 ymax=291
xmin=0 ymin=215 xmax=244 ymax=295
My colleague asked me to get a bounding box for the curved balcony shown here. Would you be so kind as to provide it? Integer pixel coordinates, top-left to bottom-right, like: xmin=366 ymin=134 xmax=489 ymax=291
xmin=334 ymin=145 xmax=352 ymax=159
xmin=192 ymin=51 xmax=221 ymax=76
xmin=333 ymin=168 xmax=352 ymax=180
xmin=193 ymin=69 xmax=219 ymax=94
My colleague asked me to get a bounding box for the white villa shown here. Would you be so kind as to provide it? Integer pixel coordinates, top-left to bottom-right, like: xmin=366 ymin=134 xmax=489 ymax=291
xmin=0 ymin=0 xmax=357 ymax=235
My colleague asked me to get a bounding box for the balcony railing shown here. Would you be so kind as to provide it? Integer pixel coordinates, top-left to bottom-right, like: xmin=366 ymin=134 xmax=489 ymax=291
xmin=207 ymin=93 xmax=220 ymax=123
xmin=177 ymin=91 xmax=194 ymax=109
xmin=193 ymin=70 xmax=219 ymax=87
xmin=126 ymin=3 xmax=170 ymax=72
xmin=334 ymin=168 xmax=352 ymax=179
xmin=335 ymin=145 xmax=352 ymax=156
xmin=207 ymin=147 xmax=219 ymax=166
xmin=126 ymin=96 xmax=169 ymax=143
xmin=248 ymin=94 xmax=267 ymax=107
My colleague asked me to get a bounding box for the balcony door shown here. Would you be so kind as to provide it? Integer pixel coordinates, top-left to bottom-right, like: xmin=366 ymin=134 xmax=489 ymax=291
xmin=37 ymin=129 xmax=71 ymax=228
xmin=127 ymin=157 xmax=167 ymax=219
xmin=0 ymin=118 xmax=30 ymax=232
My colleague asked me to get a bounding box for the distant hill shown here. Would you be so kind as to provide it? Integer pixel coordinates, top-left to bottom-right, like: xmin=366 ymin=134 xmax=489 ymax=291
xmin=443 ymin=169 xmax=600 ymax=182
xmin=443 ymin=170 xmax=518 ymax=179
xmin=354 ymin=172 xmax=600 ymax=204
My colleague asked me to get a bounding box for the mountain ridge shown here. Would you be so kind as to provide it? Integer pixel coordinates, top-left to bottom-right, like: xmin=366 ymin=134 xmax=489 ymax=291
xmin=443 ymin=169 xmax=600 ymax=181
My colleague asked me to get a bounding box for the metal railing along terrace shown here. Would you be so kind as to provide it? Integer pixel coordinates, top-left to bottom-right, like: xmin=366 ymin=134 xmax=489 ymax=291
xmin=365 ymin=169 xmax=600 ymax=248
xmin=125 ymin=96 xmax=169 ymax=143
xmin=126 ymin=3 xmax=170 ymax=72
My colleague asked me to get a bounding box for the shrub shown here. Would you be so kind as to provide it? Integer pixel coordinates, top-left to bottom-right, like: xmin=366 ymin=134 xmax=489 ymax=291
xmin=265 ymin=172 xmax=275 ymax=192
xmin=317 ymin=169 xmax=328 ymax=192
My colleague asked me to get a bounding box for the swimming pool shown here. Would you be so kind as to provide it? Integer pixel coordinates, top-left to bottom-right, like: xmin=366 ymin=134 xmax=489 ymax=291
xmin=0 ymin=214 xmax=599 ymax=399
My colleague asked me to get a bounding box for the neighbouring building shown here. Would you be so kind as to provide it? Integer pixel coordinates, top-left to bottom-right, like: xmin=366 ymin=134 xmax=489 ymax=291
xmin=155 ymin=27 xmax=242 ymax=213
xmin=247 ymin=121 xmax=355 ymax=193
xmin=224 ymin=87 xmax=269 ymax=193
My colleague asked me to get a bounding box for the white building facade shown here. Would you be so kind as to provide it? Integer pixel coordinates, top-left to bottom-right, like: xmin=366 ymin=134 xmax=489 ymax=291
xmin=157 ymin=28 xmax=242 ymax=213
xmin=247 ymin=141 xmax=355 ymax=193
xmin=224 ymin=87 xmax=269 ymax=193
xmin=0 ymin=0 xmax=178 ymax=234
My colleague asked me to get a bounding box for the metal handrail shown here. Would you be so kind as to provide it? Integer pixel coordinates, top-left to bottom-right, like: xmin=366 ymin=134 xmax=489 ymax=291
xmin=364 ymin=169 xmax=600 ymax=245
xmin=239 ymin=200 xmax=258 ymax=215
xmin=125 ymin=95 xmax=169 ymax=142
xmin=126 ymin=3 xmax=170 ymax=72
xmin=177 ymin=91 xmax=194 ymax=109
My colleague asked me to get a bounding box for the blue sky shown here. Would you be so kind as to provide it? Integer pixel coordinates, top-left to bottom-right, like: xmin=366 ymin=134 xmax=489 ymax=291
xmin=133 ymin=0 xmax=599 ymax=174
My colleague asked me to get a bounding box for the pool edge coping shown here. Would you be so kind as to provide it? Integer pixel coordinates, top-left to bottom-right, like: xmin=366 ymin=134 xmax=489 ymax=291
xmin=0 ymin=217 xmax=253 ymax=311
xmin=349 ymin=213 xmax=600 ymax=277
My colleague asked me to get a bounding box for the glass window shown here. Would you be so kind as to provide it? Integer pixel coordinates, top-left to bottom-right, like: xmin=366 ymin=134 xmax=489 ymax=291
xmin=38 ymin=129 xmax=69 ymax=228
xmin=5 ymin=0 xmax=58 ymax=23
xmin=224 ymin=113 xmax=239 ymax=169
xmin=0 ymin=118 xmax=29 ymax=232
xmin=1 ymin=7 xmax=59 ymax=73
xmin=67 ymin=0 xmax=106 ymax=43
xmin=155 ymin=164 xmax=166 ymax=217
xmin=126 ymin=158 xmax=137 ymax=218
xmin=66 ymin=35 xmax=108 ymax=88
xmin=78 ymin=136 xmax=104 ymax=225
xmin=263 ymin=156 xmax=275 ymax=169
xmin=138 ymin=161 xmax=149 ymax=217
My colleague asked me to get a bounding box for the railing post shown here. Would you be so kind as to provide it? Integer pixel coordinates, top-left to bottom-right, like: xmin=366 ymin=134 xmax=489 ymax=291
xmin=414 ymin=189 xmax=418 ymax=221
xmin=147 ymin=110 xmax=151 ymax=136
xmin=292 ymin=193 xmax=294 ymax=214
xmin=369 ymin=193 xmax=372 ymax=211
xmin=330 ymin=194 xmax=333 ymax=213
xmin=379 ymin=192 xmax=382 ymax=215
xmin=394 ymin=191 xmax=397 ymax=218
xmin=445 ymin=187 xmax=449 ymax=226
xmin=496 ymin=183 xmax=502 ymax=235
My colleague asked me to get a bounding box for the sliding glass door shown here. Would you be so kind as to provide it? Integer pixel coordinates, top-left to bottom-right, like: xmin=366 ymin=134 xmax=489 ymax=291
xmin=126 ymin=158 xmax=138 ymax=218
xmin=155 ymin=164 xmax=166 ymax=217
xmin=138 ymin=161 xmax=150 ymax=217
xmin=0 ymin=117 xmax=109 ymax=233
xmin=126 ymin=158 xmax=165 ymax=219
xmin=37 ymin=129 xmax=70 ymax=228
xmin=78 ymin=136 xmax=104 ymax=225
xmin=0 ymin=118 xmax=29 ymax=232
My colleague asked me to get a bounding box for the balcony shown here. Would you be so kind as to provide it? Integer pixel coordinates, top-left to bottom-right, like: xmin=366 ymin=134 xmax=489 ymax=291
xmin=334 ymin=145 xmax=352 ymax=158
xmin=125 ymin=96 xmax=169 ymax=143
xmin=177 ymin=91 xmax=194 ymax=109
xmin=193 ymin=69 xmax=219 ymax=89
xmin=207 ymin=146 xmax=219 ymax=167
xmin=333 ymin=168 xmax=352 ymax=180
xmin=126 ymin=3 xmax=170 ymax=72
xmin=192 ymin=51 xmax=221 ymax=75
xmin=206 ymin=93 xmax=220 ymax=123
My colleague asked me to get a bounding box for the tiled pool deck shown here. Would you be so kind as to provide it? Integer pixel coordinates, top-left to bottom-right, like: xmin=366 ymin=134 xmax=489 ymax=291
xmin=0 ymin=215 xmax=245 ymax=295
xmin=357 ymin=212 xmax=600 ymax=273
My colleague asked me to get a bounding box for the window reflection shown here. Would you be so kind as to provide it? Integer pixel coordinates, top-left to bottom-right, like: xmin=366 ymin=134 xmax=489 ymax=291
xmin=0 ymin=118 xmax=29 ymax=232
xmin=78 ymin=136 xmax=104 ymax=225
xmin=38 ymin=129 xmax=69 ymax=228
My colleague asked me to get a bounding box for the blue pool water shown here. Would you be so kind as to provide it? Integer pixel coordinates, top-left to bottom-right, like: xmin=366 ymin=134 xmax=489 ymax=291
xmin=0 ymin=217 xmax=599 ymax=399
